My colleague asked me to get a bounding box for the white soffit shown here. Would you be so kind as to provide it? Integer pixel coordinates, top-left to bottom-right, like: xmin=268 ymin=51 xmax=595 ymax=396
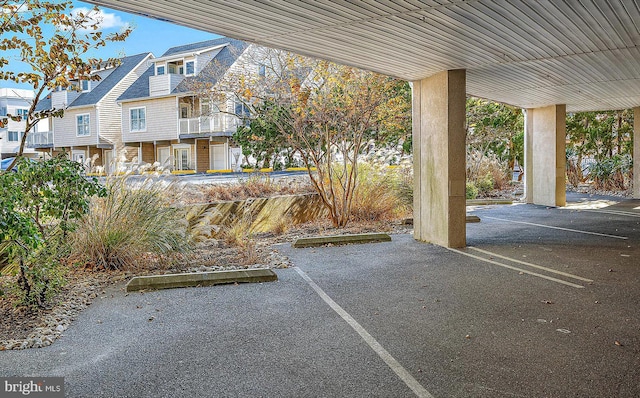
xmin=86 ymin=0 xmax=640 ymax=112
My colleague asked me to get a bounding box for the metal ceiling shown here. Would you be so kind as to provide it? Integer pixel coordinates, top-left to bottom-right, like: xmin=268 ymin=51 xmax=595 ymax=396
xmin=86 ymin=0 xmax=640 ymax=112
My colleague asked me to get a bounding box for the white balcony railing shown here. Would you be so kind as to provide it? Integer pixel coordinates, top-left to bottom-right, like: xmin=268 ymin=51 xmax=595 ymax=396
xmin=178 ymin=114 xmax=241 ymax=135
xmin=26 ymin=131 xmax=54 ymax=147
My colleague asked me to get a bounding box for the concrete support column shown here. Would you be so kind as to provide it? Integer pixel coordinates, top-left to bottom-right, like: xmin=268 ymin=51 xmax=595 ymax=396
xmin=634 ymin=107 xmax=640 ymax=198
xmin=529 ymin=105 xmax=566 ymax=207
xmin=523 ymin=109 xmax=534 ymax=203
xmin=412 ymin=70 xmax=466 ymax=248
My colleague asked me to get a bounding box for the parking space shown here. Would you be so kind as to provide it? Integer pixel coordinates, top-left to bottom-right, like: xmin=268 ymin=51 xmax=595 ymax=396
xmin=1 ymin=193 xmax=639 ymax=397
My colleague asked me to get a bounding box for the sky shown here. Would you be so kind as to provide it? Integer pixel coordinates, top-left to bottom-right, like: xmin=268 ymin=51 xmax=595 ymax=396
xmin=2 ymin=0 xmax=222 ymax=89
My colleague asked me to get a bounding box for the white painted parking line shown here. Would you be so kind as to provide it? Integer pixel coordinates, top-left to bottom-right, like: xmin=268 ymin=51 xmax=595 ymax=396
xmin=484 ymin=216 xmax=628 ymax=240
xmin=447 ymin=248 xmax=586 ymax=289
xmin=294 ymin=267 xmax=434 ymax=398
xmin=467 ymin=247 xmax=593 ymax=282
xmin=583 ymin=209 xmax=640 ymax=218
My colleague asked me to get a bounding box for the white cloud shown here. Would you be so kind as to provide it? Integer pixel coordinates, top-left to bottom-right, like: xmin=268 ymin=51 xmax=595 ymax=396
xmin=2 ymin=3 xmax=28 ymax=14
xmin=72 ymin=7 xmax=128 ymax=31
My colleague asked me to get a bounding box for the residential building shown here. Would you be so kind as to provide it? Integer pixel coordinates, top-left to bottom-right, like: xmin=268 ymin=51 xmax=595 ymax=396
xmin=0 ymin=88 xmax=38 ymax=159
xmin=31 ymin=52 xmax=153 ymax=171
xmin=118 ymin=37 xmax=259 ymax=172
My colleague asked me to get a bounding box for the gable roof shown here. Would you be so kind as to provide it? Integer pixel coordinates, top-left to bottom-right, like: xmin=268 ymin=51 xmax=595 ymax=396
xmin=34 ymin=94 xmax=51 ymax=112
xmin=117 ymin=65 xmax=155 ymax=100
xmin=69 ymin=52 xmax=151 ymax=107
xmin=161 ymin=37 xmax=234 ymax=57
xmin=118 ymin=37 xmax=249 ymax=102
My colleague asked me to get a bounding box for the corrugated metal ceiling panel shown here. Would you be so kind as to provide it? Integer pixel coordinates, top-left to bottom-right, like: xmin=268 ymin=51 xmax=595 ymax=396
xmin=86 ymin=0 xmax=640 ymax=111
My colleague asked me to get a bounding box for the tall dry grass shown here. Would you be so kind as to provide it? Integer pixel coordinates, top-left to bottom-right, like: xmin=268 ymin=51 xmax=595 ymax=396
xmin=466 ymin=150 xmax=511 ymax=197
xmin=342 ymin=162 xmax=411 ymax=223
xmin=70 ymin=177 xmax=191 ymax=270
xmin=196 ymin=174 xmax=314 ymax=203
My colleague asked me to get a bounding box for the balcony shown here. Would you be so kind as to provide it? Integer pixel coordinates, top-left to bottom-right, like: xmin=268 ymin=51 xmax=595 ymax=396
xmin=26 ymin=131 xmax=54 ymax=148
xmin=178 ymin=114 xmax=240 ymax=138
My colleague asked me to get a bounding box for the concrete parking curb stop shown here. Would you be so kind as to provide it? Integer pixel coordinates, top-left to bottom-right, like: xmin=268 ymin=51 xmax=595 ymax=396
xmin=466 ymin=199 xmax=513 ymax=205
xmin=401 ymin=216 xmax=481 ymax=224
xmin=125 ymin=269 xmax=278 ymax=292
xmin=292 ymin=233 xmax=392 ymax=248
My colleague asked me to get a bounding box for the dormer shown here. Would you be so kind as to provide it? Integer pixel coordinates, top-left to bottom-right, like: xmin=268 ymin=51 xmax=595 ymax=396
xmin=148 ymin=42 xmax=228 ymax=96
xmin=51 ymin=86 xmax=81 ymax=109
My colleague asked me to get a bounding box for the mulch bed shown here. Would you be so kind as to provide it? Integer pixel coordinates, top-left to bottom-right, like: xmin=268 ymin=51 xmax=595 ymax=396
xmin=0 ymin=219 xmax=412 ymax=345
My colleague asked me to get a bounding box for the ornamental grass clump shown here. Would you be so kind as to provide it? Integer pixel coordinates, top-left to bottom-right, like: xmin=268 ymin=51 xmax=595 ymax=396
xmin=70 ymin=177 xmax=191 ymax=270
xmin=348 ymin=162 xmax=411 ymax=222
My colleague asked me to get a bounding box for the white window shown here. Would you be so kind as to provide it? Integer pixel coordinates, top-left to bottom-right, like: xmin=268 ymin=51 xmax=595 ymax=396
xmin=76 ymin=114 xmax=90 ymax=136
xmin=185 ymin=61 xmax=195 ymax=75
xmin=200 ymin=99 xmax=210 ymax=116
xmin=156 ymin=65 xmax=165 ymax=76
xmin=258 ymin=64 xmax=266 ymax=77
xmin=180 ymin=105 xmax=189 ymax=119
xmin=80 ymin=80 xmax=90 ymax=92
xmin=16 ymin=108 xmax=28 ymax=117
xmin=130 ymin=107 xmax=146 ymax=132
xmin=8 ymin=131 xmax=19 ymax=142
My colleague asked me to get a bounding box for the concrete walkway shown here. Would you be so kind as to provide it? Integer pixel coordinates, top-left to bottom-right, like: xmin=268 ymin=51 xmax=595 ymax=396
xmin=1 ymin=193 xmax=639 ymax=397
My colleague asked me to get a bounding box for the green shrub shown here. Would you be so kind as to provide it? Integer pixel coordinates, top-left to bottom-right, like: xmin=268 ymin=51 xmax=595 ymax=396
xmin=0 ymin=155 xmax=104 ymax=307
xmin=70 ymin=177 xmax=191 ymax=270
xmin=12 ymin=237 xmax=67 ymax=308
xmin=477 ymin=173 xmax=495 ymax=196
xmin=467 ymin=150 xmax=511 ymax=196
xmin=466 ymin=182 xmax=479 ymax=199
xmin=588 ymin=154 xmax=631 ymax=191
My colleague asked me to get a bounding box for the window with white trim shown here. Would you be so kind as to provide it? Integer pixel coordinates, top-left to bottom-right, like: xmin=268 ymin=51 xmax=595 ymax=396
xmin=8 ymin=131 xmax=19 ymax=142
xmin=157 ymin=65 xmax=165 ymax=76
xmin=80 ymin=80 xmax=90 ymax=92
xmin=185 ymin=61 xmax=195 ymax=75
xmin=130 ymin=107 xmax=146 ymax=132
xmin=76 ymin=114 xmax=90 ymax=136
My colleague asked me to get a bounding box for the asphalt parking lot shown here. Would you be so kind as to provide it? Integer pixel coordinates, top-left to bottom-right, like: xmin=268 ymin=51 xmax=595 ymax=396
xmin=1 ymin=192 xmax=639 ymax=397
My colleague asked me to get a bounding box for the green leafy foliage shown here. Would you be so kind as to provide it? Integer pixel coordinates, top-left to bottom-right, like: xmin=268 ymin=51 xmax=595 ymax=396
xmin=233 ymin=101 xmax=296 ymax=169
xmin=466 ymin=182 xmax=479 ymax=200
xmin=566 ymin=110 xmax=633 ymax=189
xmin=466 ymin=97 xmax=524 ymax=169
xmin=0 ymin=155 xmax=105 ymax=307
xmin=587 ymin=154 xmax=632 ymax=191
